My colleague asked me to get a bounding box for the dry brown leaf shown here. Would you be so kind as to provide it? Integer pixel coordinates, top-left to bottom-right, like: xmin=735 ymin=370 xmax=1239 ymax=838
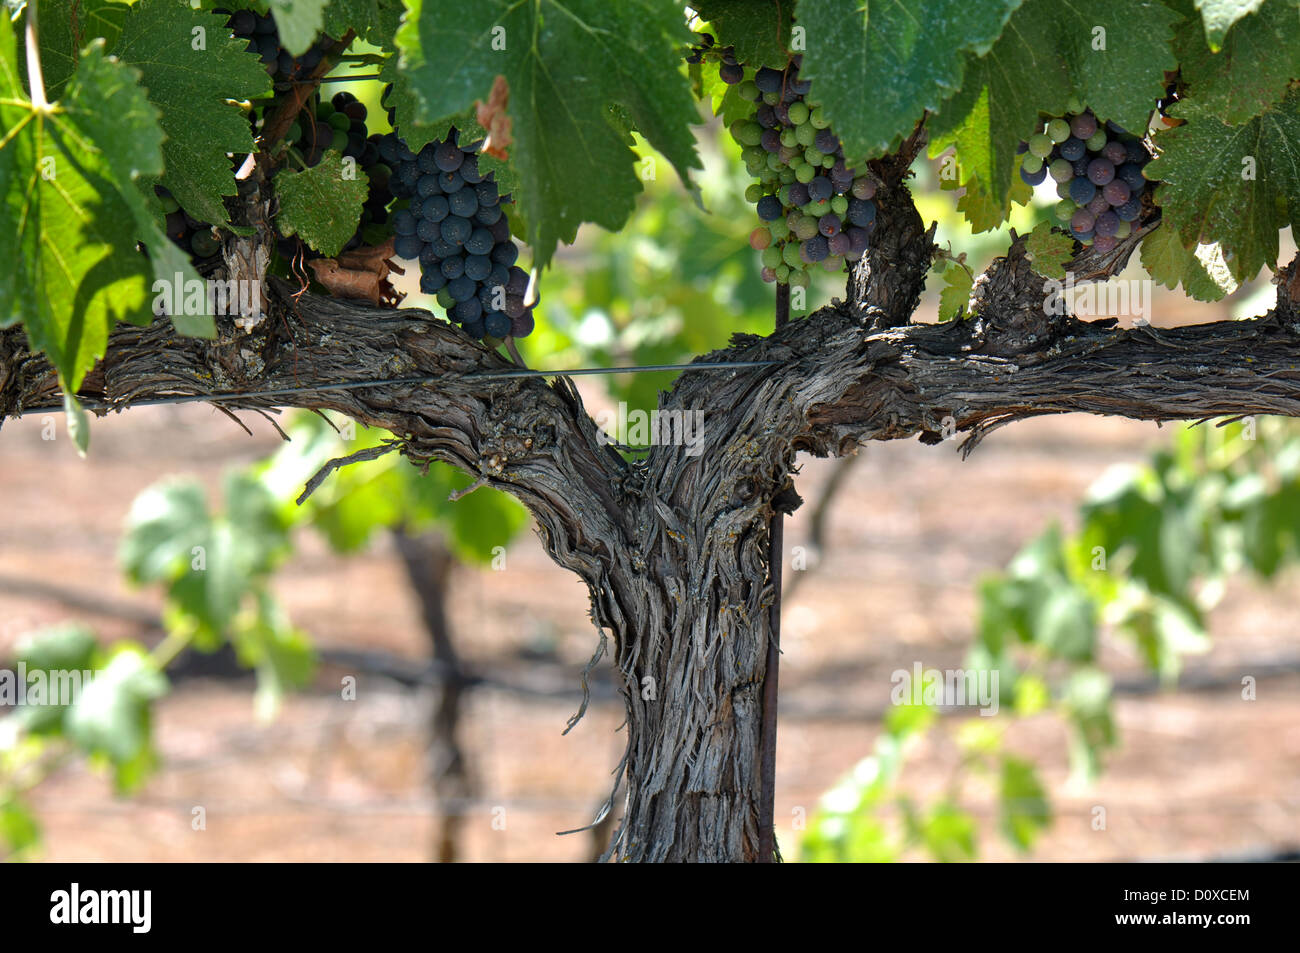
xmin=310 ymin=237 xmax=404 ymax=306
xmin=475 ymin=75 xmax=513 ymax=161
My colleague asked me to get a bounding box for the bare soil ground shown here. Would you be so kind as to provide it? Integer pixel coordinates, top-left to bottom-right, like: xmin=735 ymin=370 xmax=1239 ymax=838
xmin=3 ymin=300 xmax=1299 ymax=862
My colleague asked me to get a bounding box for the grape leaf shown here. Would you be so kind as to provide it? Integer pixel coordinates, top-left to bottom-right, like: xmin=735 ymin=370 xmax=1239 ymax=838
xmin=1147 ymin=90 xmax=1300 ymax=284
xmin=1140 ymin=223 xmax=1238 ymax=301
xmin=929 ymin=4 xmax=1069 ymax=226
xmin=1194 ymin=0 xmax=1268 ymax=50
xmin=796 ymin=0 xmax=1023 ymax=163
xmin=690 ymin=0 xmax=791 ymax=68
xmin=937 ymin=264 xmax=974 ymax=321
xmin=394 ymin=0 xmax=702 ymax=267
xmin=113 ymin=0 xmax=271 ymax=227
xmin=1024 ymin=221 xmax=1074 ymax=280
xmin=274 ymin=152 xmax=369 ymax=256
xmin=29 ymin=0 xmax=129 ymax=101
xmin=65 ymin=643 xmax=168 ymax=791
xmin=61 ymin=42 xmax=215 ymax=338
xmin=930 ymin=0 xmax=1177 ymax=230
xmin=1176 ymin=0 xmax=1300 ymax=125
xmin=0 ymin=25 xmax=161 ymax=391
xmin=998 ymin=755 xmax=1051 ymax=850
xmin=323 ymin=0 xmax=403 ymax=48
xmin=267 ymin=0 xmax=327 ymax=56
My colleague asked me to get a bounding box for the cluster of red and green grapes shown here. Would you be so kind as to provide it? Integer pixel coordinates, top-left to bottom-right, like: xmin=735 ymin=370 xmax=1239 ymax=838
xmin=220 ymin=7 xmax=332 ymax=82
xmin=695 ymin=39 xmax=877 ymax=285
xmin=1017 ymin=108 xmax=1153 ymax=253
xmin=380 ymin=127 xmax=535 ymax=341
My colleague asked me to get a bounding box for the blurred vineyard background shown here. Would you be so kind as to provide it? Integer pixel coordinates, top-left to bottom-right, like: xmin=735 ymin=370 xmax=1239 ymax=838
xmin=2 ymin=95 xmax=1298 ymax=862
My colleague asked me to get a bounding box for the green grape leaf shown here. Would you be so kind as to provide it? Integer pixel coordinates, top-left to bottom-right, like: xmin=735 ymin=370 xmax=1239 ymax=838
xmin=266 ymin=0 xmax=328 ymax=56
xmin=13 ymin=622 xmax=98 ymax=735
xmin=394 ymin=0 xmax=702 ymax=267
xmin=998 ymin=755 xmax=1051 ymax=850
xmin=1194 ymin=0 xmax=1268 ymax=50
xmin=60 ymin=41 xmax=215 ymax=339
xmin=232 ymin=592 xmax=317 ymax=721
xmin=691 ymin=0 xmax=792 ymax=68
xmin=114 ymin=0 xmax=272 ymax=227
xmin=0 ymin=26 xmax=160 ymax=391
xmin=0 ymin=794 xmax=41 ymax=859
xmin=324 ymin=0 xmax=404 ymax=48
xmin=1140 ymin=223 xmax=1238 ymax=301
xmin=1176 ymin=0 xmax=1300 ymax=125
xmin=65 ymin=643 xmax=168 ymax=791
xmin=1024 ymin=221 xmax=1074 ymax=280
xmin=796 ymin=0 xmax=1023 ymax=163
xmin=931 ymin=0 xmax=1177 ymax=229
xmin=921 ymin=801 xmax=978 ymax=862
xmin=937 ymin=264 xmax=973 ymax=321
xmin=274 ymin=152 xmax=369 ymax=256
xmin=29 ymin=0 xmax=129 ymax=101
xmin=1147 ymin=89 xmax=1300 ymax=284
xmin=121 ymin=479 xmax=212 ymax=585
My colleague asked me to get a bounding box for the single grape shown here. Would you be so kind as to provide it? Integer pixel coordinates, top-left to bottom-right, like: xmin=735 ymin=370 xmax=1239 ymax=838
xmin=756 ymin=195 xmax=784 ymax=221
xmin=441 ymin=255 xmax=465 ymax=279
xmin=1115 ymin=196 xmax=1142 ymax=222
xmin=1055 ymin=199 xmax=1075 ymax=222
xmin=808 ymin=176 xmax=832 ymax=202
xmin=750 ymin=226 xmax=773 ymax=250
xmin=1069 ymin=112 xmax=1098 ymax=140
xmin=1049 ymin=159 xmax=1074 ymax=183
xmin=1070 ymin=208 xmax=1096 ymax=235
xmin=1086 ymin=157 xmax=1115 ymax=186
xmin=851 ymin=178 xmax=876 ymax=200
xmin=1046 ymin=118 xmax=1071 ymax=143
xmin=1022 ymin=153 xmax=1044 ymax=174
xmin=1059 ymin=137 xmax=1086 ymax=161
xmin=1086 ymin=192 xmax=1109 ymax=216
xmin=1101 ymin=140 xmax=1127 ymax=165
xmin=393 ymin=209 xmax=417 ymax=235
xmin=846 ymin=198 xmax=876 ymax=227
xmin=1069 ymin=177 xmax=1096 ymax=205
xmin=719 ymin=61 xmax=744 ymax=84
xmin=1102 ymin=179 xmax=1131 ymax=206
xmin=478 ymin=310 xmax=508 ymax=338
xmin=1020 ymin=164 xmax=1048 ymax=186
xmin=491 ymin=241 xmax=520 ymax=266
xmin=1094 ymin=210 xmax=1120 ymax=237
xmin=755 ymin=66 xmax=784 ymax=94
xmin=818 ymin=214 xmax=842 ymax=237
xmin=800 ymin=235 xmax=830 ymax=262
xmin=1028 ymin=133 xmax=1053 ymax=158
xmin=394 ymin=234 xmax=423 ymax=259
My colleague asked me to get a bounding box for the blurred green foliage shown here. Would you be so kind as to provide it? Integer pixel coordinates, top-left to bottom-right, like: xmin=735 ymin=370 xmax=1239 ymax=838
xmin=802 ymin=416 xmax=1300 ymax=861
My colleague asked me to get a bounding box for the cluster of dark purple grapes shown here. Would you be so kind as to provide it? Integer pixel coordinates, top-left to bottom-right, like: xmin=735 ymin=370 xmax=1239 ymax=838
xmin=380 ymin=128 xmax=535 ymax=340
xmin=157 ymin=186 xmax=222 ymax=264
xmin=221 ymin=8 xmax=332 ymax=82
xmin=703 ymin=41 xmax=876 ymax=285
xmin=274 ymin=91 xmax=393 ymax=258
xmin=1018 ymin=109 xmax=1153 ymax=253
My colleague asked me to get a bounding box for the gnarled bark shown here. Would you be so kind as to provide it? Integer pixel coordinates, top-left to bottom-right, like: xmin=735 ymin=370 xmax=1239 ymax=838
xmin=3 ymin=131 xmax=1300 ymax=862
